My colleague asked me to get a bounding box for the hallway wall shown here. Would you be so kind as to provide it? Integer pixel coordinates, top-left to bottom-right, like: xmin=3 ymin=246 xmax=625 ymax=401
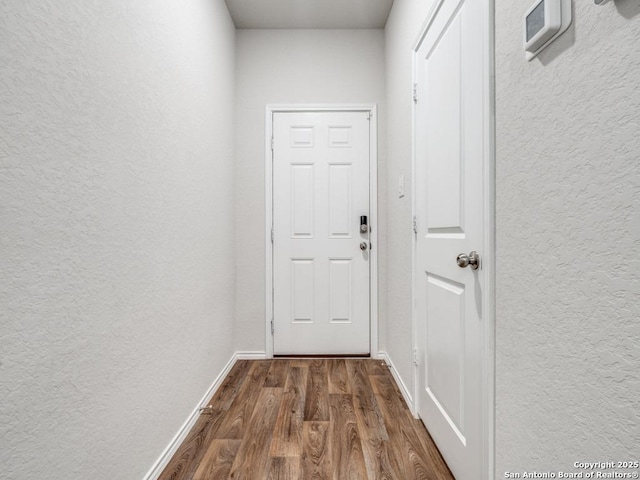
xmin=0 ymin=1 xmax=236 ymax=479
xmin=383 ymin=0 xmax=436 ymax=405
xmin=386 ymin=0 xmax=639 ymax=475
xmin=234 ymin=29 xmax=387 ymax=354
xmin=495 ymin=0 xmax=640 ymax=471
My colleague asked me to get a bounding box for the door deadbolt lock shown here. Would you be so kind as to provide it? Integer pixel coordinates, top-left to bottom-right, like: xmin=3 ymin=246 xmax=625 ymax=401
xmin=360 ymin=215 xmax=368 ymax=233
xmin=456 ymin=251 xmax=480 ymax=270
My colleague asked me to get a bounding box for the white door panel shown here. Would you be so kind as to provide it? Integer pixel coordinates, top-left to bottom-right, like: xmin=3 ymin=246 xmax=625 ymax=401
xmin=273 ymin=111 xmax=370 ymax=355
xmin=415 ymin=0 xmax=488 ymax=478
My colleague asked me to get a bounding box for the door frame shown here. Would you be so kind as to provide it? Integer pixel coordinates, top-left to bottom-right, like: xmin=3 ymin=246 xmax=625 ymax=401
xmin=410 ymin=0 xmax=495 ymax=478
xmin=265 ymin=104 xmax=379 ymax=359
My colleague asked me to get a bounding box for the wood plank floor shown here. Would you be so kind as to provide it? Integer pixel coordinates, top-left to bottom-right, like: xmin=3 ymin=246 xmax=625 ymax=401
xmin=158 ymin=359 xmax=453 ymax=480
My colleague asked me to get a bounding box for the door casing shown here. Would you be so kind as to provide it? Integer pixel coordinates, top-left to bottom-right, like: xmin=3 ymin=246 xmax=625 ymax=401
xmin=411 ymin=1 xmax=495 ymax=478
xmin=265 ymin=104 xmax=379 ymax=359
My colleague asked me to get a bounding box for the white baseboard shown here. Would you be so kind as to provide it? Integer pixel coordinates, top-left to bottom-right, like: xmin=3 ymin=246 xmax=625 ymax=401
xmin=370 ymin=351 xmax=384 ymax=360
xmin=235 ymin=350 xmax=268 ymax=360
xmin=378 ymin=351 xmax=415 ymax=414
xmin=142 ymin=352 xmax=238 ymax=480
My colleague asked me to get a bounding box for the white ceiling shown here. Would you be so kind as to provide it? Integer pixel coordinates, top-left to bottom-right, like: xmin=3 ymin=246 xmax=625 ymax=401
xmin=225 ymin=0 xmax=395 ymax=29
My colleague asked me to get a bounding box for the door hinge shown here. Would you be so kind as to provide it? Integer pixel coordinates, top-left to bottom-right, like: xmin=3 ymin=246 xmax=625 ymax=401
xmin=413 ymin=83 xmax=418 ymax=104
xmin=412 ymin=215 xmax=418 ymax=234
xmin=366 ymin=111 xmax=372 ymax=121
xmin=271 ymin=137 xmax=274 ymax=151
xmin=271 ymin=318 xmax=274 ymax=335
xmin=413 ymin=348 xmax=419 ymax=366
xmin=271 ymin=226 xmax=274 ymax=243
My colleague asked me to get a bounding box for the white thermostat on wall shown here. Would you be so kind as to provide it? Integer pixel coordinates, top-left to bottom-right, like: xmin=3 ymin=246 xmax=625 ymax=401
xmin=524 ymin=0 xmax=572 ymax=60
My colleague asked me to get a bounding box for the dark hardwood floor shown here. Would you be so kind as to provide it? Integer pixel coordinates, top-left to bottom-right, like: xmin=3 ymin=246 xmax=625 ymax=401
xmin=158 ymin=359 xmax=453 ymax=480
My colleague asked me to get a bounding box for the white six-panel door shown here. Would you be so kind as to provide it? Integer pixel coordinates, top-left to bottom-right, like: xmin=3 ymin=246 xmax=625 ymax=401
xmin=272 ymin=111 xmax=371 ymax=355
xmin=414 ymin=0 xmax=490 ymax=478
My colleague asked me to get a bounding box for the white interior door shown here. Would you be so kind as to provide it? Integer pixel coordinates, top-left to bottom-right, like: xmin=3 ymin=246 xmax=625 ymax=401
xmin=414 ymin=0 xmax=489 ymax=478
xmin=272 ymin=111 xmax=371 ymax=355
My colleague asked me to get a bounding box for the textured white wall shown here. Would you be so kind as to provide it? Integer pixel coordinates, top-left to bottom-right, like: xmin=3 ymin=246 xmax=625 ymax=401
xmin=234 ymin=29 xmax=386 ymax=353
xmin=495 ymin=0 xmax=640 ymax=473
xmin=386 ymin=0 xmax=640 ymax=472
xmin=0 ymin=1 xmax=236 ymax=479
xmin=383 ymin=0 xmax=435 ymax=399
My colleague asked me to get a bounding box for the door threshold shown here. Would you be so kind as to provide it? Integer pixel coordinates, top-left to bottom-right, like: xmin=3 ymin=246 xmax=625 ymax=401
xmin=273 ymin=354 xmax=370 ymax=359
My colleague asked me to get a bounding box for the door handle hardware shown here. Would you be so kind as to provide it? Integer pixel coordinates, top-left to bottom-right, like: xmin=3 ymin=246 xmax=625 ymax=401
xmin=456 ymin=251 xmax=480 ymax=270
xmin=360 ymin=242 xmax=368 ymax=251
